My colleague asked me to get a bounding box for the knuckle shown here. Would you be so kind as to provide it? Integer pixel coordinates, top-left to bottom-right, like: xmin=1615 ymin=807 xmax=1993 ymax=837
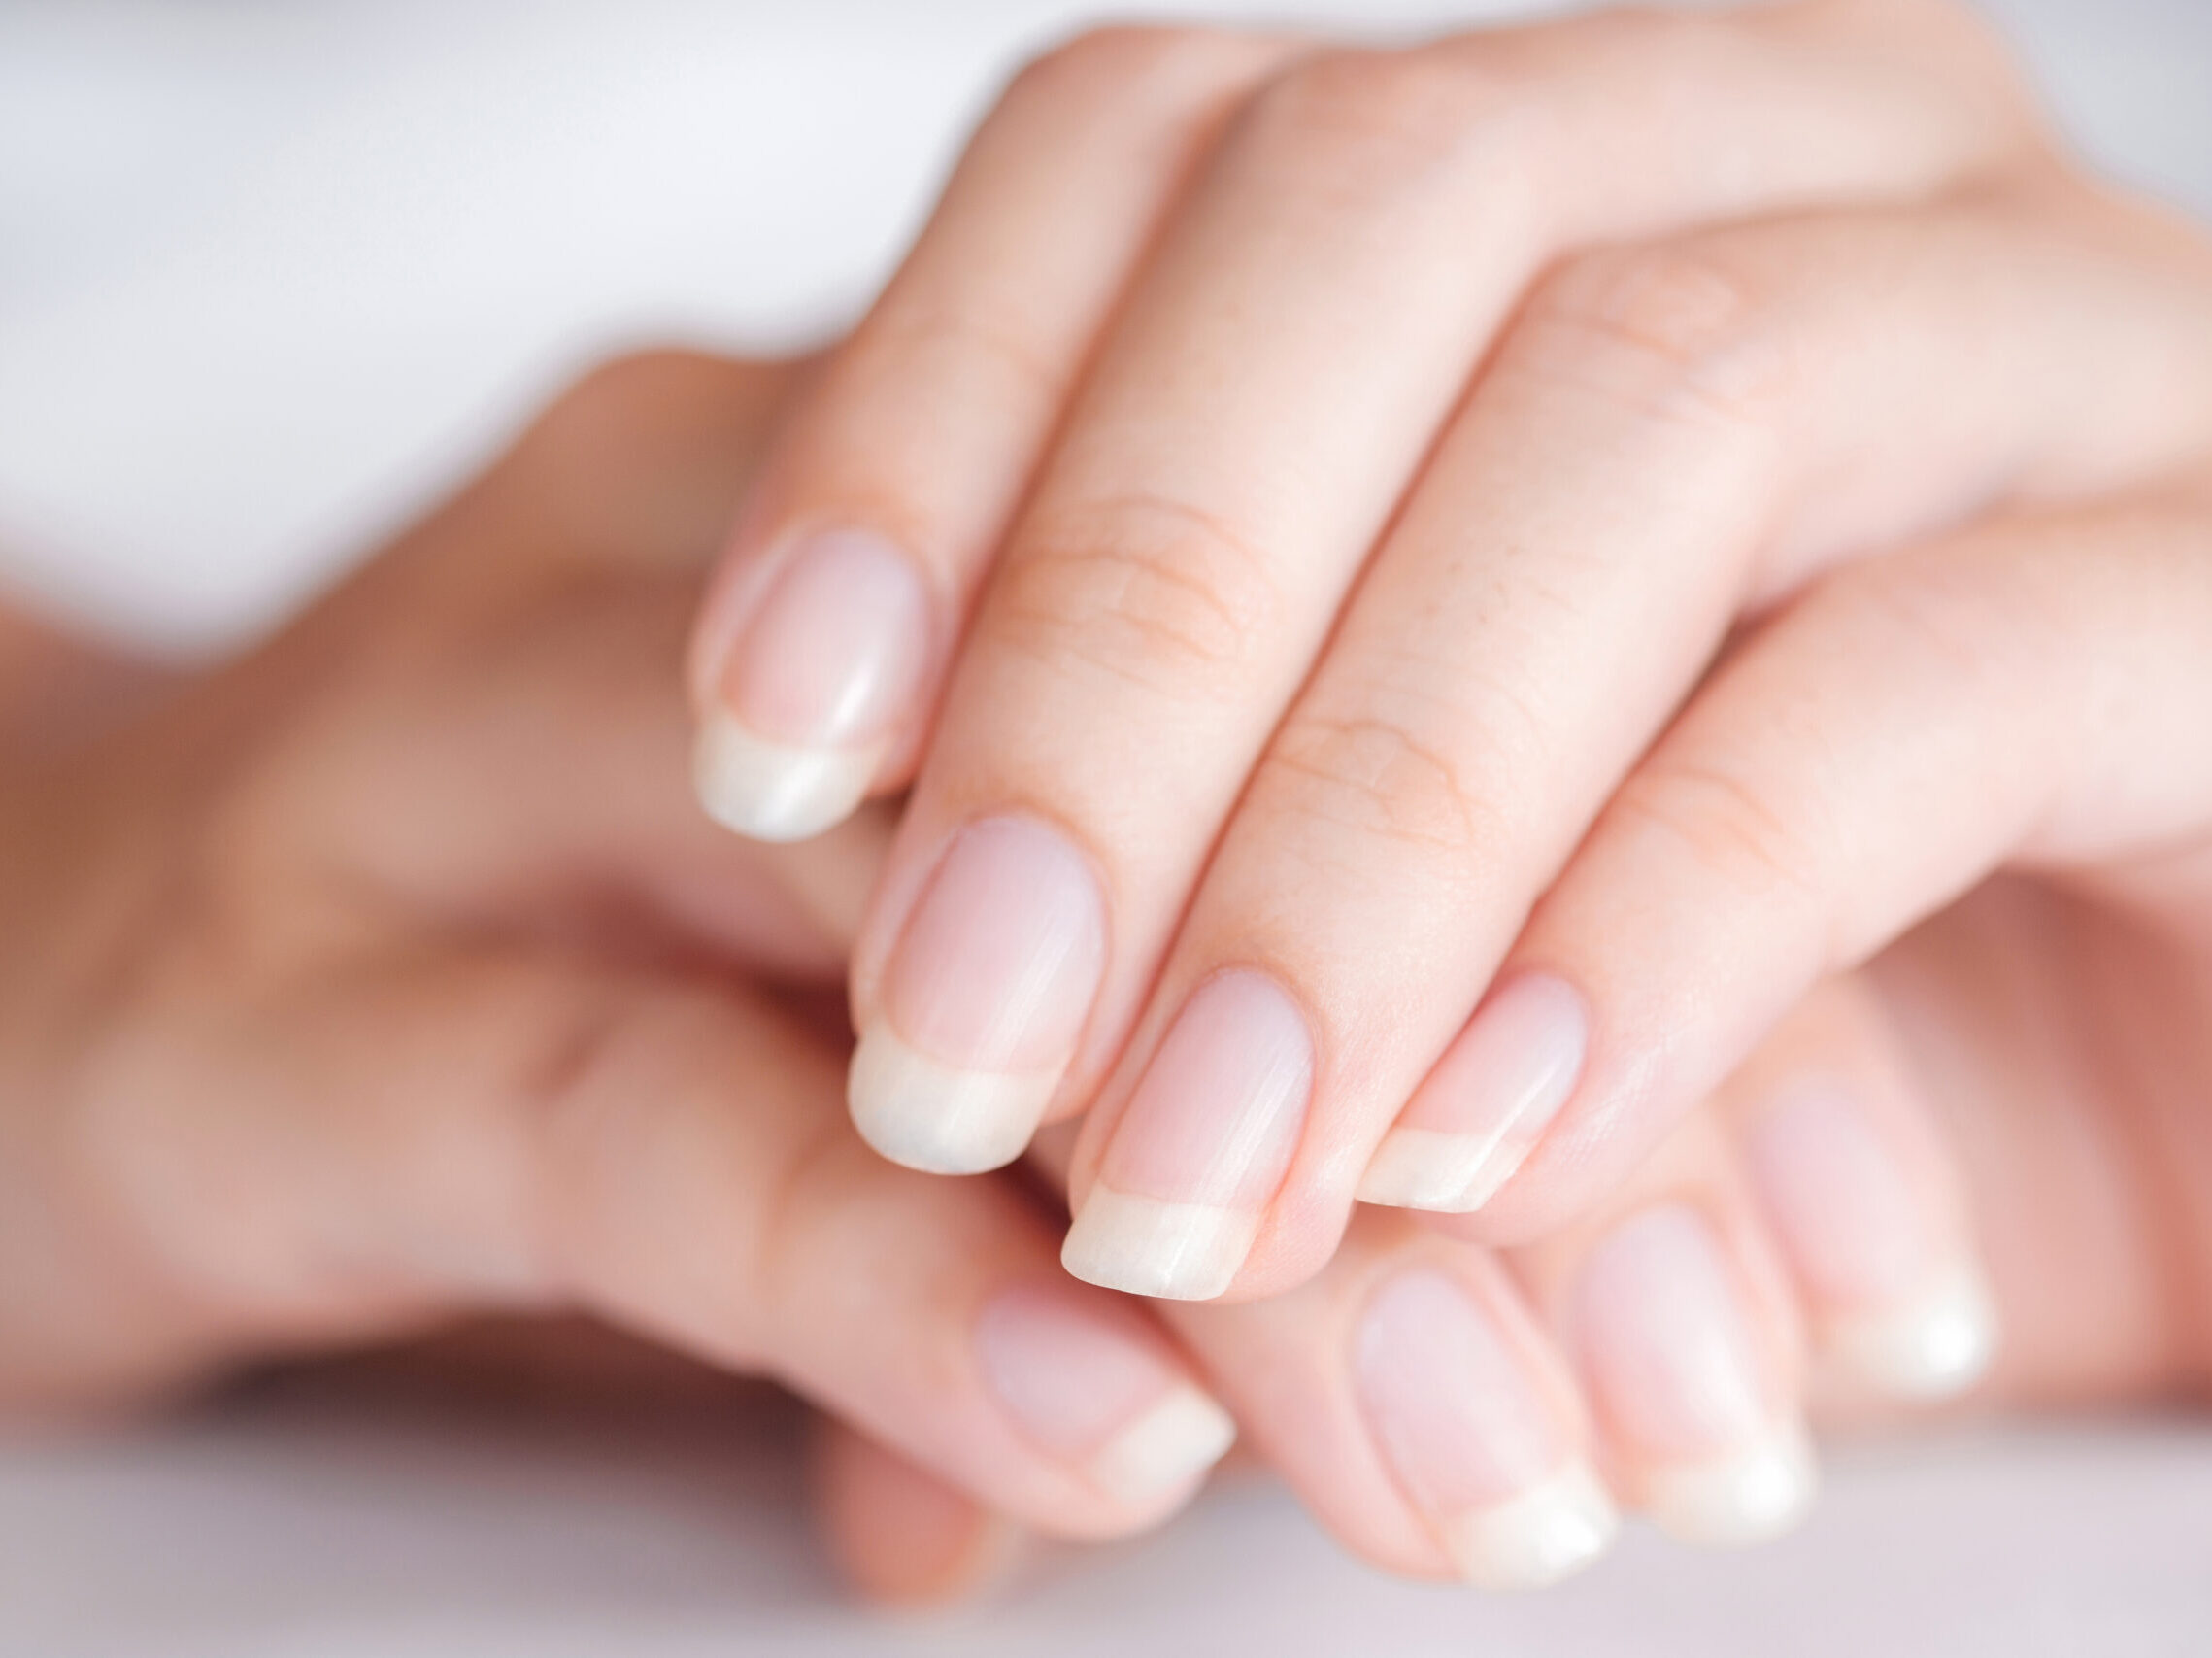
xmin=860 ymin=298 xmax=1066 ymax=415
xmin=1609 ymin=753 xmax=1829 ymax=907
xmin=989 ymin=493 xmax=1282 ymax=699
xmin=1237 ymin=46 xmax=1526 ymax=200
xmin=1009 ymin=23 xmax=1241 ymax=108
xmin=1257 ymin=708 xmax=1496 ymax=870
xmin=1521 ymin=240 xmax=1801 ymax=431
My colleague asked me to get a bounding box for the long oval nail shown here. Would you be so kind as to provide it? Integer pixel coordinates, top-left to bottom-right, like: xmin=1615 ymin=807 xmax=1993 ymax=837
xmin=975 ymin=1281 xmax=1235 ymax=1507
xmin=1355 ymin=1268 xmax=1618 ymax=1590
xmin=1573 ymin=1203 xmax=1817 ymax=1548
xmin=693 ymin=527 xmax=928 ymax=842
xmin=1061 ymin=970 xmax=1312 ymax=1301
xmin=851 ymin=817 xmax=1107 ymax=1174
xmin=1744 ymin=1082 xmax=1997 ymax=1401
xmin=1358 ymin=974 xmax=1587 ymax=1213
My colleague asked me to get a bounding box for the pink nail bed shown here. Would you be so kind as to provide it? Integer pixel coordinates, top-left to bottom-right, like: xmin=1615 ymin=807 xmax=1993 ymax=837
xmin=1358 ymin=972 xmax=1588 ymax=1213
xmin=1061 ymin=970 xmax=1313 ymax=1301
xmin=850 ymin=817 xmax=1105 ymax=1175
xmin=724 ymin=527 xmax=928 ymax=748
xmin=693 ymin=527 xmax=929 ymax=843
xmin=1573 ymin=1203 xmax=1816 ymax=1546
xmin=975 ymin=1282 xmax=1234 ymax=1505
xmin=1746 ymin=1082 xmax=1997 ymax=1400
xmin=1354 ymin=1268 xmax=1622 ymax=1587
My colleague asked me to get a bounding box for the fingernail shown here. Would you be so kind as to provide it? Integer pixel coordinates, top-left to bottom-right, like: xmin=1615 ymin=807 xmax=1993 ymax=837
xmin=1355 ymin=1269 xmax=1618 ymax=1590
xmin=693 ymin=528 xmax=928 ymax=842
xmin=1357 ymin=974 xmax=1586 ymax=1213
xmin=1061 ymin=971 xmax=1312 ymax=1301
xmin=852 ymin=818 xmax=1106 ymax=1174
xmin=1573 ymin=1203 xmax=1817 ymax=1547
xmin=1744 ymin=1082 xmax=1997 ymax=1400
xmin=975 ymin=1282 xmax=1235 ymax=1507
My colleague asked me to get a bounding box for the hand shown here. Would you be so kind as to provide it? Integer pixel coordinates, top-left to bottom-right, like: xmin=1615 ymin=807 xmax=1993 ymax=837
xmin=823 ymin=929 xmax=2212 ymax=1600
xmin=0 ymin=355 xmax=1241 ymax=1543
xmin=686 ymin=0 xmax=2212 ymax=1309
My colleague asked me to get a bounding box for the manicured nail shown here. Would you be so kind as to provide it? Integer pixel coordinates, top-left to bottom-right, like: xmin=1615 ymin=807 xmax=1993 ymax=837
xmin=1061 ymin=971 xmax=1312 ymax=1301
xmin=851 ymin=818 xmax=1106 ymax=1174
xmin=1573 ymin=1203 xmax=1817 ymax=1548
xmin=975 ymin=1282 xmax=1235 ymax=1507
xmin=693 ymin=527 xmax=928 ymax=842
xmin=1355 ymin=1269 xmax=1618 ymax=1590
xmin=1744 ymin=1082 xmax=1997 ymax=1401
xmin=1357 ymin=974 xmax=1586 ymax=1213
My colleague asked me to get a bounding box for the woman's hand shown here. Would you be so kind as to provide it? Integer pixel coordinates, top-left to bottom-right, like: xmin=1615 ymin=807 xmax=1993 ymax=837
xmin=686 ymin=0 xmax=2212 ymax=1308
xmin=0 ymin=355 xmax=1242 ymax=1542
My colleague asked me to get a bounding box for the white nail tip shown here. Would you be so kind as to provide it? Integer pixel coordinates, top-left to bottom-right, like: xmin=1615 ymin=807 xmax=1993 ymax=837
xmin=1643 ymin=1423 xmax=1819 ymax=1548
xmin=1060 ymin=1190 xmax=1259 ymax=1301
xmin=1830 ymin=1265 xmax=1999 ymax=1401
xmin=692 ymin=709 xmax=878 ymax=843
xmin=1089 ymin=1384 xmax=1238 ymax=1506
xmin=1442 ymin=1462 xmax=1620 ymax=1591
xmin=1356 ymin=1126 xmax=1524 ymax=1214
xmin=847 ymin=1024 xmax=1056 ymax=1175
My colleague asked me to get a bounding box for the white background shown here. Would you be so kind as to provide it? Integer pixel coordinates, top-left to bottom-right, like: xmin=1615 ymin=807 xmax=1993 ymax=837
xmin=3 ymin=0 xmax=2211 ymax=650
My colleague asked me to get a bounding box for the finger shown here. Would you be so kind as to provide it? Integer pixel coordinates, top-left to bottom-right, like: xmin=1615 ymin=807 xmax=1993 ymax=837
xmin=1155 ymin=1208 xmax=1623 ymax=1591
xmin=687 ymin=27 xmax=1301 ymax=841
xmin=1063 ymin=180 xmax=2212 ymax=1297
xmin=84 ymin=942 xmax=1236 ymax=1539
xmin=269 ymin=566 xmax=893 ymax=981
xmin=1711 ymin=975 xmax=1998 ymax=1405
xmin=810 ymin=1415 xmax=1024 ymax=1607
xmin=1507 ymin=1112 xmax=1819 ymax=1548
xmin=1468 ymin=487 xmax=2212 ymax=1241
xmin=849 ymin=2 xmax=2035 ymax=1188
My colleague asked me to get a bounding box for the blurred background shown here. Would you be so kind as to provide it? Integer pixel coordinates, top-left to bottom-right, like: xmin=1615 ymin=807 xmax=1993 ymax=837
xmin=3 ymin=0 xmax=2211 ymax=652
xmin=3 ymin=2 xmax=2211 ymax=1652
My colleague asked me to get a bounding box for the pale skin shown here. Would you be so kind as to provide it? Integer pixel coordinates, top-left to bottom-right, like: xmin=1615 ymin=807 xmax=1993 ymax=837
xmin=4 ymin=0 xmax=2211 ymax=1609
xmin=681 ymin=0 xmax=2212 ymax=1591
xmin=2 ymin=349 xmax=2204 ymax=1606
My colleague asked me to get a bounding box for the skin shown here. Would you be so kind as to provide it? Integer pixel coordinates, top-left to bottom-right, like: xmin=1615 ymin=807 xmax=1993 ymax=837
xmin=3 ymin=350 xmax=2206 ymax=1610
xmin=6 ymin=0 xmax=2211 ymax=1606
xmin=687 ymin=0 xmax=2212 ymax=1310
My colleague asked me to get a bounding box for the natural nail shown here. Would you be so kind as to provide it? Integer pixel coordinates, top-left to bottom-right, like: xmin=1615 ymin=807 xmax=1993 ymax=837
xmin=1358 ymin=973 xmax=1587 ymax=1214
xmin=852 ymin=817 xmax=1106 ymax=1174
xmin=1062 ymin=971 xmax=1313 ymax=1301
xmin=694 ymin=527 xmax=927 ymax=842
xmin=1573 ymin=1203 xmax=1817 ymax=1547
xmin=975 ymin=1282 xmax=1235 ymax=1506
xmin=1355 ymin=1268 xmax=1618 ymax=1590
xmin=1744 ymin=1082 xmax=1997 ymax=1400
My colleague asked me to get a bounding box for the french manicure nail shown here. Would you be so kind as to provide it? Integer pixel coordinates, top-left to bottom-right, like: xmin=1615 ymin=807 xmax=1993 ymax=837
xmin=975 ymin=1282 xmax=1235 ymax=1506
xmin=851 ymin=817 xmax=1106 ymax=1174
xmin=693 ymin=527 xmax=928 ymax=842
xmin=1355 ymin=1269 xmax=1618 ymax=1590
xmin=1061 ymin=971 xmax=1312 ymax=1301
xmin=1574 ymin=1203 xmax=1817 ymax=1547
xmin=1358 ymin=974 xmax=1587 ymax=1213
xmin=1745 ymin=1082 xmax=1997 ymax=1400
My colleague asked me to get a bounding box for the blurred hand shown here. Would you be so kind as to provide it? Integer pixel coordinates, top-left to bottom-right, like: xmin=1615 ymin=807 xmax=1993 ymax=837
xmin=0 ymin=354 xmax=1242 ymax=1545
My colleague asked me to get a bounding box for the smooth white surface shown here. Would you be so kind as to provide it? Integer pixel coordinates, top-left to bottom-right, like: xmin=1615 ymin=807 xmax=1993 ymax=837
xmin=847 ymin=1021 xmax=1058 ymax=1174
xmin=2 ymin=1384 xmax=2208 ymax=1656
xmin=1061 ymin=1189 xmax=1261 ymax=1301
xmin=692 ymin=707 xmax=883 ymax=844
